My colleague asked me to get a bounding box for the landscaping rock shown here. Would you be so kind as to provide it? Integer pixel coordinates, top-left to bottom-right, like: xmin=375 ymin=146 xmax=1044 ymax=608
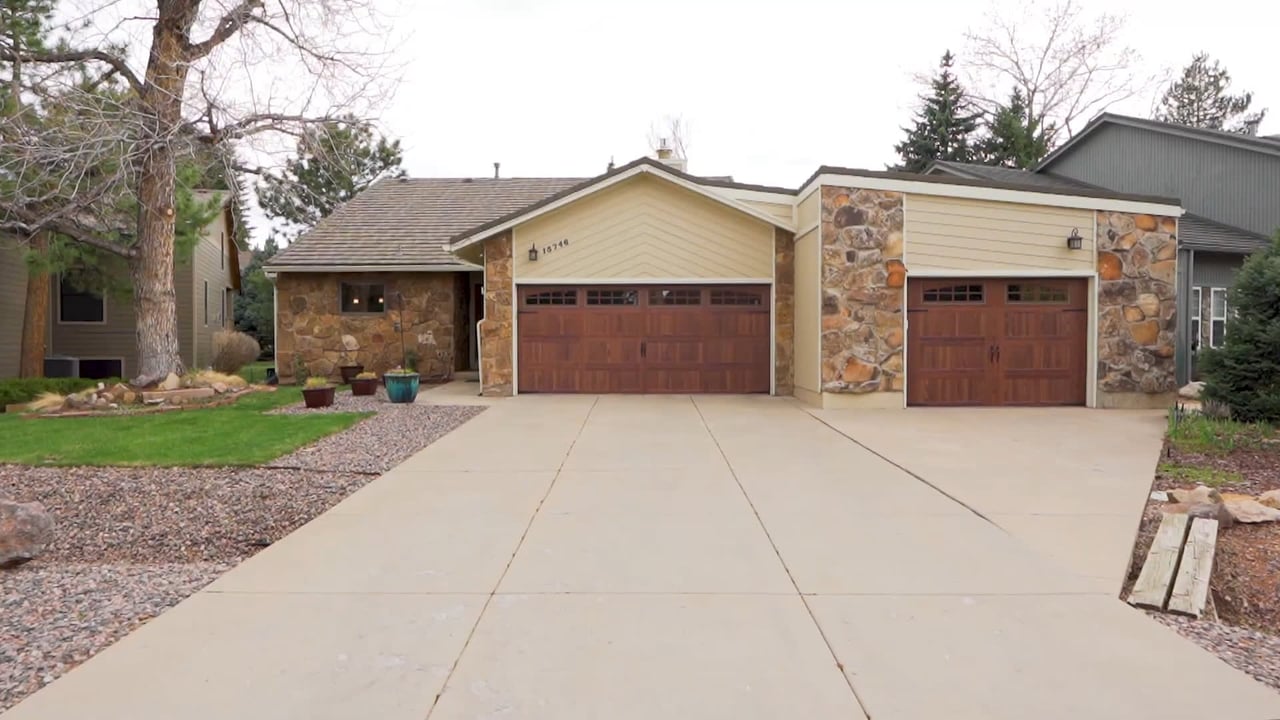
xmin=1150 ymin=490 xmax=1170 ymax=502
xmin=140 ymin=388 xmax=216 ymax=405
xmin=159 ymin=373 xmax=181 ymax=391
xmin=1169 ymin=485 xmax=1222 ymax=505
xmin=211 ymin=382 xmax=229 ymax=394
xmin=1258 ymin=490 xmax=1280 ymax=510
xmin=105 ymin=383 xmax=131 ymax=402
xmin=1224 ymin=499 xmax=1280 ymax=524
xmin=1179 ymin=381 xmax=1206 ymax=399
xmin=0 ymin=500 xmax=54 ymax=568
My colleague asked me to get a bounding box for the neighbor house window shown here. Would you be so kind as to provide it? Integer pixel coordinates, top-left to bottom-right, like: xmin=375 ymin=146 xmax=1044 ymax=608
xmin=1190 ymin=287 xmax=1202 ymax=352
xmin=58 ymin=275 xmax=105 ymax=323
xmin=1210 ymin=287 xmax=1228 ymax=348
xmin=341 ymin=282 xmax=385 ymax=313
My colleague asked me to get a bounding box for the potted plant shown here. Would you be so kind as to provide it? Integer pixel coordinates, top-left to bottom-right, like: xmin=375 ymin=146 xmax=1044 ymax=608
xmin=350 ymin=371 xmax=379 ymax=397
xmin=338 ymin=351 xmax=364 ymax=385
xmin=383 ymin=366 xmax=419 ymax=403
xmin=301 ymin=376 xmax=336 ymax=408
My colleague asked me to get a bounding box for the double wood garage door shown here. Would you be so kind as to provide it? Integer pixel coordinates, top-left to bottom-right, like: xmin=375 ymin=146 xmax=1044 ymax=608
xmin=907 ymin=278 xmax=1088 ymax=406
xmin=517 ymin=285 xmax=770 ymax=393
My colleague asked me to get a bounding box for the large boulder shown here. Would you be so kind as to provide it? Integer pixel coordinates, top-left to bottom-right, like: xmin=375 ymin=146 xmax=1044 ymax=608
xmin=0 ymin=500 xmax=54 ymax=568
xmin=1258 ymin=490 xmax=1280 ymax=510
xmin=159 ymin=372 xmax=181 ymax=391
xmin=1163 ymin=501 xmax=1234 ymax=529
xmin=1168 ymin=485 xmax=1222 ymax=505
xmin=1178 ymin=381 xmax=1205 ymax=400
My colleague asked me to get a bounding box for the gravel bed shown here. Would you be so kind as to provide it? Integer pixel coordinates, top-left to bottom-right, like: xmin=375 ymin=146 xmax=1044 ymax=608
xmin=270 ymin=399 xmax=485 ymax=474
xmin=1150 ymin=612 xmax=1280 ymax=691
xmin=0 ymin=399 xmax=482 ymax=712
xmin=1 ymin=562 xmax=230 ymax=710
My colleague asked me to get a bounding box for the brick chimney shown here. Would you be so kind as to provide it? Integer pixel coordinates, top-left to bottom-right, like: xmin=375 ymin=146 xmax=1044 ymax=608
xmin=654 ymin=138 xmax=687 ymax=173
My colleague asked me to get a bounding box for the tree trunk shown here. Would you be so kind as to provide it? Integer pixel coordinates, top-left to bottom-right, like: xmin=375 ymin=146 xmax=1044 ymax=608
xmin=18 ymin=232 xmax=49 ymax=378
xmin=128 ymin=2 xmax=199 ymax=386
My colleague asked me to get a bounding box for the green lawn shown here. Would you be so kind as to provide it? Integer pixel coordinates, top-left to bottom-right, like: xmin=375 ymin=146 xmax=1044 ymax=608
xmin=237 ymin=360 xmax=276 ymax=384
xmin=0 ymin=388 xmax=369 ymax=467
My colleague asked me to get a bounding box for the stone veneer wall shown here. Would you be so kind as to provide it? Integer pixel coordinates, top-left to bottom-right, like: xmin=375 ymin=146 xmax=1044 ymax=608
xmin=773 ymin=227 xmax=795 ymax=396
xmin=276 ymin=271 xmax=457 ymax=383
xmin=1096 ymin=212 xmax=1178 ymax=402
xmin=480 ymin=231 xmax=514 ymax=396
xmin=819 ymin=186 xmax=906 ymax=393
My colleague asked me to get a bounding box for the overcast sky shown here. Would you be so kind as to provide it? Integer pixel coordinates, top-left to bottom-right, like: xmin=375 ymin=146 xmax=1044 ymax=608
xmin=375 ymin=0 xmax=1277 ymax=188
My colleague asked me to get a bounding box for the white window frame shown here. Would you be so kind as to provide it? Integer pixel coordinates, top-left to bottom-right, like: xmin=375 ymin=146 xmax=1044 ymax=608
xmin=56 ymin=274 xmax=107 ymax=325
xmin=1190 ymin=287 xmax=1201 ymax=352
xmin=1209 ymin=287 xmax=1228 ymax=348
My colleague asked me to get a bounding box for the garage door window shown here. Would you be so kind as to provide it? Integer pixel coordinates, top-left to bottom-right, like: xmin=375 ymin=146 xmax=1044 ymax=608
xmin=341 ymin=282 xmax=385 ymax=313
xmin=1006 ymin=283 xmax=1068 ymax=303
xmin=586 ymin=289 xmax=638 ymax=305
xmin=525 ymin=289 xmax=577 ymax=305
xmin=650 ymin=288 xmax=701 ymax=305
xmin=709 ymin=288 xmax=763 ymax=306
xmin=922 ymin=284 xmax=984 ymax=303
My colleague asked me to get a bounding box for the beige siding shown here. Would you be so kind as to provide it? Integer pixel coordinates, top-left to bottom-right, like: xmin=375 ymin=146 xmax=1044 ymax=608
xmin=797 ymin=189 xmax=820 ymax=231
xmin=513 ymin=175 xmax=774 ymax=280
xmin=904 ymin=194 xmax=1096 ymax=272
xmin=793 ymin=228 xmax=820 ymax=392
xmin=738 ymin=199 xmax=794 ymax=224
xmin=0 ymin=241 xmax=28 ymax=377
xmin=189 ymin=210 xmax=236 ymax=368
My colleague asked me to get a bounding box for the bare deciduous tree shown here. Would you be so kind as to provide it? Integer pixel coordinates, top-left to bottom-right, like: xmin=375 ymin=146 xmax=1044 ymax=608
xmin=0 ymin=0 xmax=397 ymax=384
xmin=961 ymin=0 xmax=1149 ymax=146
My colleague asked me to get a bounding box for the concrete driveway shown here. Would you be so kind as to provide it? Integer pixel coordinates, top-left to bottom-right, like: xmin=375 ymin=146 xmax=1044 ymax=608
xmin=7 ymin=394 xmax=1280 ymax=720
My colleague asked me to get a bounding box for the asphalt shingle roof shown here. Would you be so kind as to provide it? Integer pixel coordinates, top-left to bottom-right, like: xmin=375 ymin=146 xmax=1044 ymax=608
xmin=267 ymin=176 xmax=585 ymax=268
xmin=1180 ymin=213 xmax=1272 ymax=254
xmin=925 ymin=160 xmax=1103 ymax=192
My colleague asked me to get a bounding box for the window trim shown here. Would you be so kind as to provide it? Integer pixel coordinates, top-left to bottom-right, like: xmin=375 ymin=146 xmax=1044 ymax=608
xmin=339 ymin=281 xmax=388 ymax=315
xmin=1190 ymin=287 xmax=1202 ymax=352
xmin=56 ymin=274 xmax=107 ymax=325
xmin=1209 ymin=287 xmax=1228 ymax=349
xmin=203 ymin=280 xmax=209 ymax=326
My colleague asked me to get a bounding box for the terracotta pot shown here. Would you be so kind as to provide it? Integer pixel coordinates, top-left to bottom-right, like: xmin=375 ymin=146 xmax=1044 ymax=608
xmin=384 ymin=373 xmax=420 ymax=403
xmin=350 ymin=378 xmax=378 ymax=396
xmin=338 ymin=364 xmax=364 ymax=385
xmin=301 ymin=385 xmax=335 ymax=409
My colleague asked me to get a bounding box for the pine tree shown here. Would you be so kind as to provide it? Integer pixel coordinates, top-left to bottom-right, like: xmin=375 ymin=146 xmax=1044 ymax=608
xmin=257 ymin=116 xmax=405 ymax=247
xmin=1157 ymin=53 xmax=1266 ymax=131
xmin=976 ymin=89 xmax=1052 ymax=169
xmin=895 ymin=51 xmax=983 ymax=172
xmin=1199 ymin=234 xmax=1280 ymax=423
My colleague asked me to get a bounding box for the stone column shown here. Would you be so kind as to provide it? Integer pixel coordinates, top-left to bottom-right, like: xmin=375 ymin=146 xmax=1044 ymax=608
xmin=773 ymin=227 xmax=795 ymax=396
xmin=819 ymin=187 xmax=906 ymax=394
xmin=1096 ymin=212 xmax=1178 ymax=407
xmin=480 ymin=231 xmax=514 ymax=396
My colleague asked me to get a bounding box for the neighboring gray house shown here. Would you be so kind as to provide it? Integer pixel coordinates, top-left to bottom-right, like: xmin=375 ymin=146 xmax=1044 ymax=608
xmin=928 ymin=113 xmax=1279 ymax=384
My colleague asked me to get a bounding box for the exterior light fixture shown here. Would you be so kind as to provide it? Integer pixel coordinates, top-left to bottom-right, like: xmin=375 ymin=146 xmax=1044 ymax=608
xmin=352 ymin=297 xmax=360 ymax=304
xmin=528 ymin=243 xmax=539 ymax=262
xmin=1066 ymin=228 xmax=1084 ymax=250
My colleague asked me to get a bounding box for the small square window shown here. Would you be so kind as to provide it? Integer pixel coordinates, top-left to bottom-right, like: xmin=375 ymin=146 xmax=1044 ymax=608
xmin=341 ymin=282 xmax=386 ymax=313
xmin=525 ymin=290 xmax=577 ymax=305
xmin=1006 ymin=283 xmax=1068 ymax=303
xmin=922 ymin=284 xmax=984 ymax=303
xmin=59 ymin=275 xmax=105 ymax=323
xmin=586 ymin=289 xmax=638 ymax=305
xmin=709 ymin=289 xmax=763 ymax=306
xmin=650 ymin=288 xmax=702 ymax=305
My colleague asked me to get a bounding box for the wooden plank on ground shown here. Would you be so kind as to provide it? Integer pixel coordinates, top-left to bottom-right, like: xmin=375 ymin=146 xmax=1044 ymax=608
xmin=1128 ymin=513 xmax=1190 ymax=610
xmin=1168 ymin=518 xmax=1218 ymax=618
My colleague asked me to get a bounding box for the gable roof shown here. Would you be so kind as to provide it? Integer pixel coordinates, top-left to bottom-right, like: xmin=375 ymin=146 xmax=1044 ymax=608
xmin=445 ymin=157 xmax=797 ymax=251
xmin=1037 ymin=113 xmax=1280 ymax=171
xmin=924 ymin=160 xmax=1105 ymax=192
xmin=266 ymin=176 xmax=585 ymax=269
xmin=1180 ymin=213 xmax=1272 ymax=254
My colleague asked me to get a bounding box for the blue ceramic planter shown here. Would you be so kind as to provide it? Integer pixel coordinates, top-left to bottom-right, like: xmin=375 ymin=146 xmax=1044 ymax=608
xmin=384 ymin=373 xmax=420 ymax=403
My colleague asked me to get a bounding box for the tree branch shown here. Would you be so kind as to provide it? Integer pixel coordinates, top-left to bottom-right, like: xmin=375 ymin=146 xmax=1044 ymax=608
xmin=185 ymin=0 xmax=265 ymax=61
xmin=0 ymin=46 xmax=144 ymax=95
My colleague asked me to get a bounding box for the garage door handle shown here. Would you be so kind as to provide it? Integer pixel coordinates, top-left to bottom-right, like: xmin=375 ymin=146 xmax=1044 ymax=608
xmin=994 ymin=345 xmax=1001 ymax=363
xmin=989 ymin=345 xmax=995 ymax=364
xmin=640 ymin=341 xmax=646 ymax=358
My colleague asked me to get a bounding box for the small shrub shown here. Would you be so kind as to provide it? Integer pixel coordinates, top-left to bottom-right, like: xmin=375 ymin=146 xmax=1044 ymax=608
xmin=355 ymin=371 xmax=378 ymax=380
xmin=27 ymin=392 xmax=68 ymax=412
xmin=304 ymin=377 xmax=331 ymax=389
xmin=0 ymin=377 xmax=106 ymax=407
xmin=187 ymin=370 xmax=249 ymax=390
xmin=1200 ymin=233 xmax=1280 ymax=423
xmin=211 ymin=330 xmax=261 ymax=374
xmin=293 ymin=354 xmax=308 ymax=384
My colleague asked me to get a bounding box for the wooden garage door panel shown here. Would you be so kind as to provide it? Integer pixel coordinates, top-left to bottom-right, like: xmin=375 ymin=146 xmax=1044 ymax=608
xmin=908 ymin=278 xmax=1087 ymax=406
xmin=517 ymin=285 xmax=769 ymax=393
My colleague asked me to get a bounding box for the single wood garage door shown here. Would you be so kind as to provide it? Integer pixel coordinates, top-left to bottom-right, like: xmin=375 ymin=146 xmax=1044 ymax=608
xmin=907 ymin=278 xmax=1088 ymax=406
xmin=517 ymin=285 xmax=771 ymax=393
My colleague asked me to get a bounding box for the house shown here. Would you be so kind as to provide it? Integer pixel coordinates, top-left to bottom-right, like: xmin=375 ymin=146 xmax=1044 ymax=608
xmin=927 ymin=113 xmax=1280 ymax=384
xmin=265 ymin=154 xmax=1183 ymax=408
xmin=0 ymin=191 xmax=243 ymax=379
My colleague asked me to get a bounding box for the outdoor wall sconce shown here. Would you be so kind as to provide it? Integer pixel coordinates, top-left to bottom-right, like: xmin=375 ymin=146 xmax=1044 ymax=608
xmin=528 ymin=243 xmax=539 ymax=261
xmin=1066 ymin=228 xmax=1084 ymax=250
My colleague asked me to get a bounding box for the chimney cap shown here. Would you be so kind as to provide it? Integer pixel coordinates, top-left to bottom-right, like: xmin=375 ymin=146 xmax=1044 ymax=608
xmin=493 ymin=162 xmax=501 ymax=179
